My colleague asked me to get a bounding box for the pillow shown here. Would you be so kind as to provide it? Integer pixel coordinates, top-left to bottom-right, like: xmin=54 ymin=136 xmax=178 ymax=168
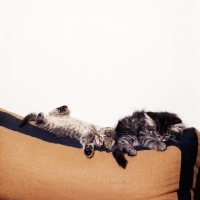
xmin=0 ymin=108 xmax=199 ymax=200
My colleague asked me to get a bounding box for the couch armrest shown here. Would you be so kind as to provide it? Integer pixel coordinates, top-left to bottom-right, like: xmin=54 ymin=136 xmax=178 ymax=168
xmin=194 ymin=170 xmax=200 ymax=200
xmin=0 ymin=108 xmax=200 ymax=200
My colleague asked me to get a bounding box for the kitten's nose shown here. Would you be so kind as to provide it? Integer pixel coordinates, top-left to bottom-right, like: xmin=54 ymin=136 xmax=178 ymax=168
xmin=160 ymin=135 xmax=164 ymax=141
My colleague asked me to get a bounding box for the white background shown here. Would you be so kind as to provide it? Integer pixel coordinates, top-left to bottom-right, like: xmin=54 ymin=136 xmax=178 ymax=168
xmin=0 ymin=0 xmax=200 ymax=129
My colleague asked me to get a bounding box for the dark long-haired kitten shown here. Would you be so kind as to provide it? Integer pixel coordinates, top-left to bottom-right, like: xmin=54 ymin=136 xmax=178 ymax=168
xmin=112 ymin=111 xmax=184 ymax=168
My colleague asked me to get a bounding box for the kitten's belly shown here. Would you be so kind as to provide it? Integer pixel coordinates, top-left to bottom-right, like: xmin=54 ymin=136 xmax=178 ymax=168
xmin=47 ymin=116 xmax=90 ymax=139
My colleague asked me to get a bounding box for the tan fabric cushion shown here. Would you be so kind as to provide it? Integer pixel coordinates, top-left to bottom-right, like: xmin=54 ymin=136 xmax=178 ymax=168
xmin=0 ymin=108 xmax=199 ymax=200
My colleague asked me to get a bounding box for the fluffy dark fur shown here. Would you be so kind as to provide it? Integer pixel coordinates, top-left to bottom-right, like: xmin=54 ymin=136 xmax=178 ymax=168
xmin=112 ymin=111 xmax=184 ymax=168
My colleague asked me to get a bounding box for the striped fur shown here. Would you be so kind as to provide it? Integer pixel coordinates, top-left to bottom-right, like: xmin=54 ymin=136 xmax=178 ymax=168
xmin=112 ymin=111 xmax=184 ymax=168
xmin=19 ymin=105 xmax=116 ymax=158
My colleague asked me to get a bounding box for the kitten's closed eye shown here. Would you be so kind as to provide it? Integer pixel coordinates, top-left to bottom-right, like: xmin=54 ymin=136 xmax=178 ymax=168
xmin=152 ymin=131 xmax=170 ymax=142
xmin=154 ymin=131 xmax=159 ymax=137
xmin=164 ymin=134 xmax=170 ymax=138
xmin=150 ymin=131 xmax=161 ymax=138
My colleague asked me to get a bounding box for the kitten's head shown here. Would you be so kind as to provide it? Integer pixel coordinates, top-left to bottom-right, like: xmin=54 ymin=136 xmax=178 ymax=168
xmin=145 ymin=111 xmax=184 ymax=142
xmin=96 ymin=127 xmax=116 ymax=150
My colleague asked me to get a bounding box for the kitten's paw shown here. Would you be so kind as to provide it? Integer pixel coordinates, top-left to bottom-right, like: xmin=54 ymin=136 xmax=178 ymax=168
xmin=154 ymin=142 xmax=167 ymax=151
xmin=57 ymin=105 xmax=68 ymax=113
xmin=37 ymin=112 xmax=44 ymax=120
xmin=84 ymin=144 xmax=94 ymax=158
xmin=49 ymin=106 xmax=69 ymax=116
xmin=127 ymin=149 xmax=137 ymax=156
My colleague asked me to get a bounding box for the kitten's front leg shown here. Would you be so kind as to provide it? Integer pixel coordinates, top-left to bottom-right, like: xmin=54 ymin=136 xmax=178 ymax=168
xmin=117 ymin=135 xmax=137 ymax=156
xmin=81 ymin=127 xmax=96 ymax=158
xmin=154 ymin=141 xmax=166 ymax=151
xmin=139 ymin=136 xmax=167 ymax=151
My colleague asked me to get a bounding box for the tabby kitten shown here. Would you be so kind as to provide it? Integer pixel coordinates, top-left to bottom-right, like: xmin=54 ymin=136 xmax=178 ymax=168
xmin=19 ymin=105 xmax=115 ymax=158
xmin=112 ymin=111 xmax=184 ymax=168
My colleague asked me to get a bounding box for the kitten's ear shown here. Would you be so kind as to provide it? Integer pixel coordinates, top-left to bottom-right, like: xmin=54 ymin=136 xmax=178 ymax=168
xmin=170 ymin=123 xmax=184 ymax=132
xmin=144 ymin=112 xmax=156 ymax=127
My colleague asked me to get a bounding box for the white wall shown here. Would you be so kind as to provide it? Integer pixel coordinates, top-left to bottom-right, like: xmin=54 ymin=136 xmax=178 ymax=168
xmin=0 ymin=0 xmax=200 ymax=130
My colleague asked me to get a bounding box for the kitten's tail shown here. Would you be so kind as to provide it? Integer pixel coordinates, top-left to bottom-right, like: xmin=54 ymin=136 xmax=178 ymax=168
xmin=112 ymin=146 xmax=127 ymax=169
xmin=19 ymin=113 xmax=37 ymax=127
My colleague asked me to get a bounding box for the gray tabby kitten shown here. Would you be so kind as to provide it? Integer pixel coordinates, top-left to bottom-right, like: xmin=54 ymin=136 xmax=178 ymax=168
xmin=112 ymin=111 xmax=184 ymax=168
xmin=19 ymin=105 xmax=115 ymax=158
